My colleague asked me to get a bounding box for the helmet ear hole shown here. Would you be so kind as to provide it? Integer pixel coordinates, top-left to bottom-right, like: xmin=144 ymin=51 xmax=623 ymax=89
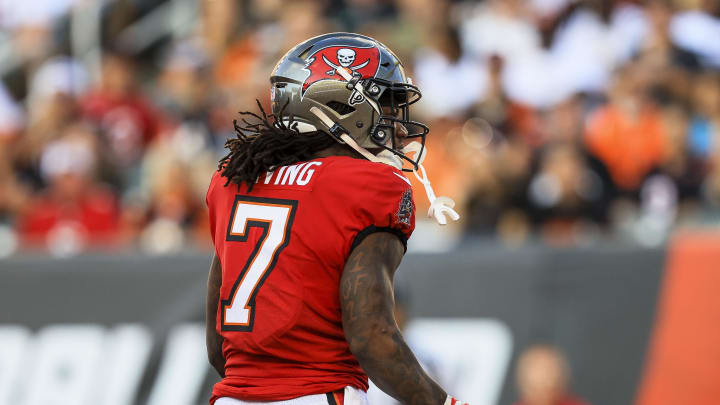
xmin=325 ymin=101 xmax=356 ymax=116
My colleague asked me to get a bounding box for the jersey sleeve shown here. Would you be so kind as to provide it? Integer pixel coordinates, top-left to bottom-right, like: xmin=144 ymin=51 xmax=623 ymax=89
xmin=325 ymin=159 xmax=416 ymax=255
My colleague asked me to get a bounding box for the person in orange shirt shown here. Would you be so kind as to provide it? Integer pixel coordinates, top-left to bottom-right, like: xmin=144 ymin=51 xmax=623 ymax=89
xmin=584 ymin=63 xmax=667 ymax=192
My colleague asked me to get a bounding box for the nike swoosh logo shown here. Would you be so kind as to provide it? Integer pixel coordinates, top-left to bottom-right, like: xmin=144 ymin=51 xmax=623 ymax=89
xmin=393 ymin=172 xmax=411 ymax=186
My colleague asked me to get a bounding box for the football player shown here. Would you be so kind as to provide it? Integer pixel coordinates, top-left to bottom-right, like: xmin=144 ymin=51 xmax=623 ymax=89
xmin=205 ymin=33 xmax=463 ymax=405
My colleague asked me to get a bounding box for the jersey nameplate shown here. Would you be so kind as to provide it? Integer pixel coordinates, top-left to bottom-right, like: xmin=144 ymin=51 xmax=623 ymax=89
xmin=259 ymin=161 xmax=322 ymax=189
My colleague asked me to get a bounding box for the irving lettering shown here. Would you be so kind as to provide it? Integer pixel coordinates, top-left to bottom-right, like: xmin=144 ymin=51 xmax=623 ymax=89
xmin=262 ymin=162 xmax=322 ymax=187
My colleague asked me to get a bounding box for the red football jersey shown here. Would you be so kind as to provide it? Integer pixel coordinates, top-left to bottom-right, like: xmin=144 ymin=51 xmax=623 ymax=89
xmin=206 ymin=156 xmax=416 ymax=403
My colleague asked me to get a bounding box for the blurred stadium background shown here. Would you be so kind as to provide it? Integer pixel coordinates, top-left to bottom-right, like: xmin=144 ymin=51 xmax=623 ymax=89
xmin=2 ymin=0 xmax=720 ymax=404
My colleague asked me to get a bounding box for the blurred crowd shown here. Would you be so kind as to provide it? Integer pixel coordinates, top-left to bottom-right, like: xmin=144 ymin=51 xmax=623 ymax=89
xmin=2 ymin=0 xmax=720 ymax=256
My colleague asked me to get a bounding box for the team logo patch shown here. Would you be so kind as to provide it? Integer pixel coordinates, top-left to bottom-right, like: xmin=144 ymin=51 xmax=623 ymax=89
xmin=396 ymin=189 xmax=414 ymax=226
xmin=302 ymin=45 xmax=380 ymax=96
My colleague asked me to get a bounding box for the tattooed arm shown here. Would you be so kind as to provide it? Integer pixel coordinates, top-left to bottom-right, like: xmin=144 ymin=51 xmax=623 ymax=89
xmin=341 ymin=232 xmax=447 ymax=405
xmin=206 ymin=253 xmax=226 ymax=377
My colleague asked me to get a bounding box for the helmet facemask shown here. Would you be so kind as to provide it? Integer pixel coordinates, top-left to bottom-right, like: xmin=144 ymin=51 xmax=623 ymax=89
xmin=363 ymin=78 xmax=429 ymax=172
xmin=325 ymin=68 xmax=428 ymax=172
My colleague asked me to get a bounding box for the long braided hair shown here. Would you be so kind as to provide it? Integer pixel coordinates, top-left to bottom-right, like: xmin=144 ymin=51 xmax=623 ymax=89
xmin=219 ymin=101 xmax=337 ymax=191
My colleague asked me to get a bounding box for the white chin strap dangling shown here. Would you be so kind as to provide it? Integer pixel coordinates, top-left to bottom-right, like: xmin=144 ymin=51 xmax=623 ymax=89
xmin=309 ymin=68 xmax=460 ymax=226
xmin=402 ymin=142 xmax=460 ymax=225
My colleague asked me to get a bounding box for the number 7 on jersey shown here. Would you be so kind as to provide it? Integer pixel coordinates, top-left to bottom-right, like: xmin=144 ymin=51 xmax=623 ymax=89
xmin=222 ymin=196 xmax=298 ymax=331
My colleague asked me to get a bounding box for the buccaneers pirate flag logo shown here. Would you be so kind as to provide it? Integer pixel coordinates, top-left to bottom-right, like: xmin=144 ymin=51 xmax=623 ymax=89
xmin=302 ymin=46 xmax=380 ymax=97
xmin=396 ymin=188 xmax=414 ymax=226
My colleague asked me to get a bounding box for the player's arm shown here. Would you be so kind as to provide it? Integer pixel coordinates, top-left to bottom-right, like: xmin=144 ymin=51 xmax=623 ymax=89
xmin=206 ymin=253 xmax=225 ymax=377
xmin=340 ymin=232 xmax=447 ymax=405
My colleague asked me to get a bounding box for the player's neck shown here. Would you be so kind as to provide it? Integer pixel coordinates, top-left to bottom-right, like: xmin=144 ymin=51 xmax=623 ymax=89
xmin=312 ymin=144 xmax=365 ymax=160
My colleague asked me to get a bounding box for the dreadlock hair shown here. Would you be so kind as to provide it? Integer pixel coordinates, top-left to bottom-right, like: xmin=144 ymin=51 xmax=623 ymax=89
xmin=219 ymin=100 xmax=337 ymax=192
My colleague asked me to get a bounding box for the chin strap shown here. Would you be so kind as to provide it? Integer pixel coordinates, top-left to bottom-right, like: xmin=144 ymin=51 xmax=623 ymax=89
xmin=403 ymin=142 xmax=460 ymax=226
xmin=309 ymin=106 xmax=402 ymax=169
xmin=309 ymin=69 xmax=460 ymax=226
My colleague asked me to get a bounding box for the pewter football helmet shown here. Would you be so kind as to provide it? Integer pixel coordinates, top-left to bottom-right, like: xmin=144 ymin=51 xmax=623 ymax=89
xmin=270 ymin=32 xmax=428 ymax=170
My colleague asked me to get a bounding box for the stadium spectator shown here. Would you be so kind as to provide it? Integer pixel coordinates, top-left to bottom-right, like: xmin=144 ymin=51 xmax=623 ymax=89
xmin=16 ymin=123 xmax=120 ymax=254
xmin=0 ymin=85 xmax=28 ymax=231
xmin=584 ymin=63 xmax=668 ymax=193
xmin=20 ymin=89 xmax=82 ymax=191
xmin=669 ymin=0 xmax=720 ymax=69
xmin=414 ymin=25 xmax=487 ymax=119
xmin=81 ymin=52 xmax=165 ymax=190
xmin=687 ymin=72 xmax=720 ymax=161
xmin=527 ymin=143 xmax=607 ymax=243
xmin=514 ymin=345 xmax=591 ymax=405
xmin=0 ymin=83 xmax=23 ymax=140
xmin=155 ymin=41 xmax=219 ymax=149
